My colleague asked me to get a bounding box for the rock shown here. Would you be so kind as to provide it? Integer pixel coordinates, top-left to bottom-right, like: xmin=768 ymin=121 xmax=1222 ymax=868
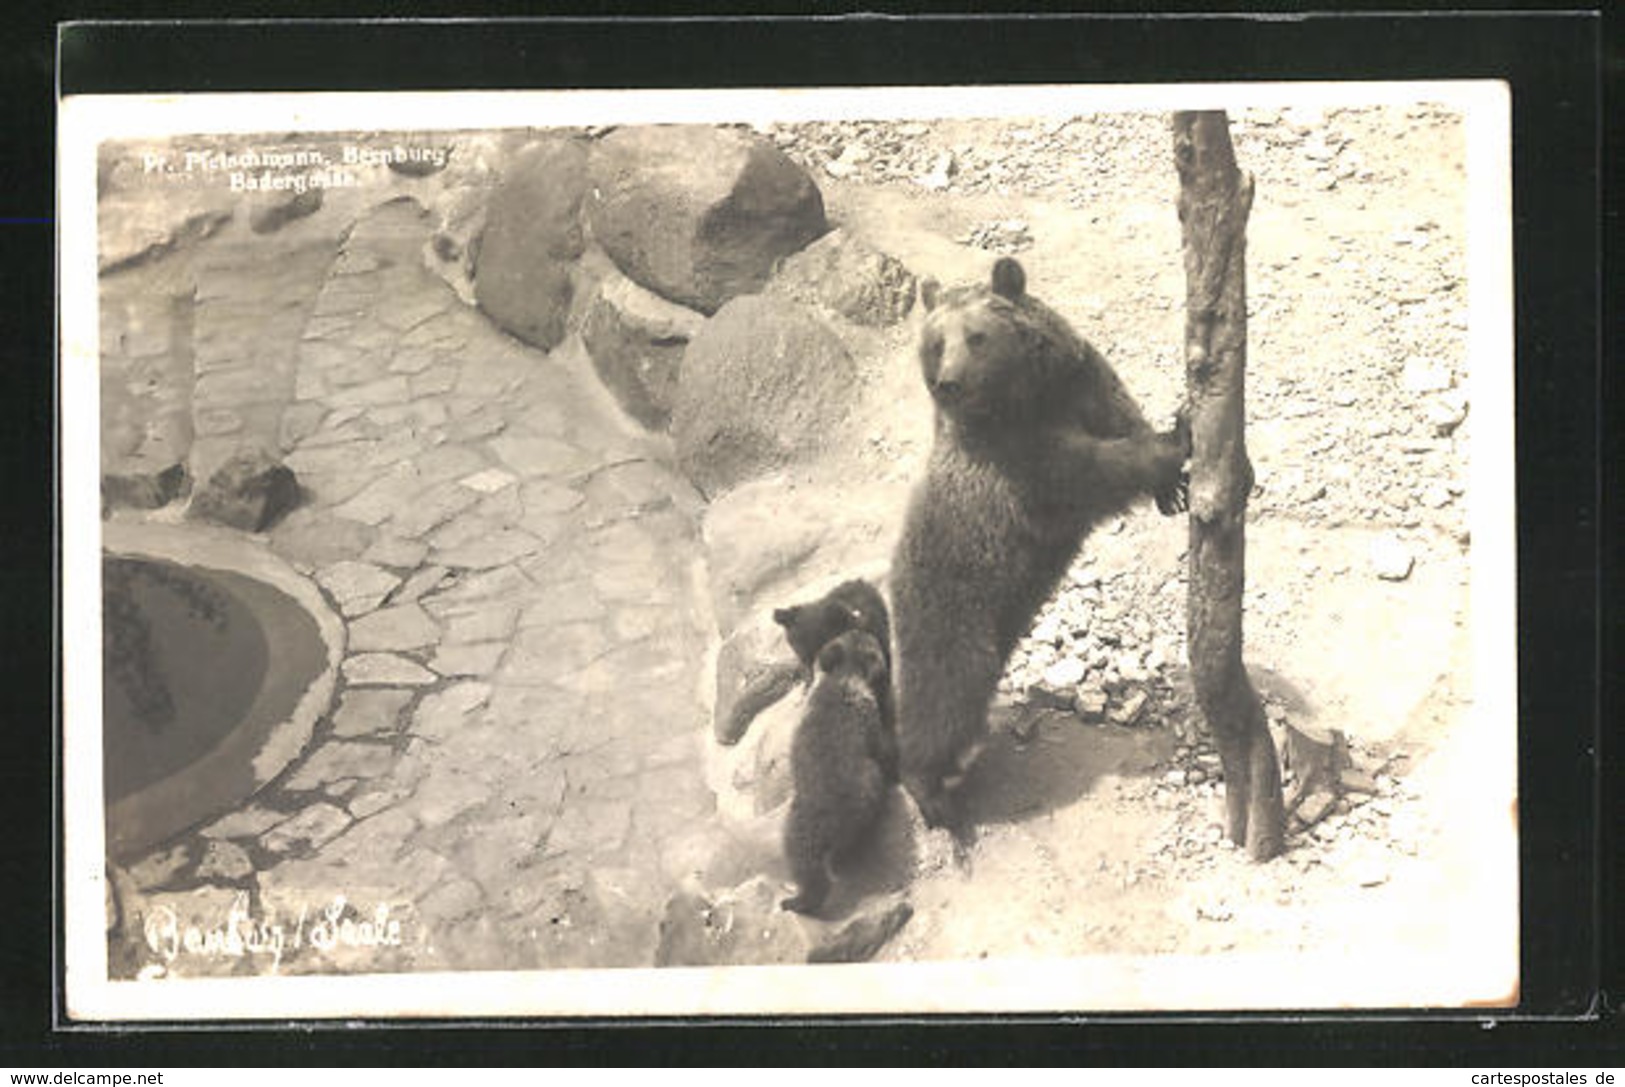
xmin=195 ymin=840 xmax=254 ymax=881
xmin=654 ymin=876 xmax=809 ymax=967
xmin=1369 ymin=533 xmax=1415 ymax=581
xmin=1115 ymin=650 xmax=1149 ymax=684
xmin=1074 ymin=686 xmax=1109 ymax=721
xmin=1426 ymin=393 xmax=1469 ymax=436
xmin=1401 ymin=357 xmax=1453 ymax=394
xmin=808 ymin=900 xmax=914 ymax=964
xmin=1294 ymin=789 xmax=1337 ymax=828
xmin=248 ymin=188 xmax=323 ymax=234
xmin=186 ymin=449 xmax=301 ymax=532
xmin=701 ymin=478 xmax=898 ymax=635
xmin=741 ymin=695 xmax=802 ymax=816
xmin=1338 ymin=768 xmax=1380 ymax=795
xmin=959 ymin=218 xmax=1034 ymax=255
xmin=1025 ymin=683 xmax=1075 ymax=712
xmin=472 ymin=137 xmax=590 ymax=350
xmin=580 ymin=269 xmax=706 ymax=429
xmin=126 ymin=844 xmax=193 ymax=890
xmin=916 ymin=151 xmax=955 ymax=190
xmin=1007 ymin=709 xmax=1041 ymax=743
xmin=1419 ymin=482 xmax=1453 ymax=509
xmin=588 ymin=125 xmax=827 ymax=314
xmin=1042 ymin=657 xmax=1087 ymax=689
xmin=1109 ymin=689 xmax=1148 ymax=725
xmin=102 ymin=462 xmax=189 ymax=513
xmin=98 ymin=199 xmax=233 ymax=275
xmin=673 ymin=295 xmax=858 ymax=496
xmin=458 ymin=468 xmax=517 ymax=495
xmin=714 ymin=611 xmax=803 ymax=744
xmin=766 ymin=228 xmax=917 ymax=327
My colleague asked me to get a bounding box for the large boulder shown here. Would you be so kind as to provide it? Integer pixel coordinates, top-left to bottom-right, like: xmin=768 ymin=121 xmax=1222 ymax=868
xmin=473 ymin=136 xmax=590 ymax=350
xmin=248 ymin=188 xmax=323 ymax=234
xmin=766 ymin=228 xmax=917 ymax=327
xmin=671 ymin=296 xmax=857 ymax=497
xmin=701 ymin=475 xmax=900 ymax=634
xmin=739 ymin=694 xmax=800 ymax=817
xmin=97 ymin=184 xmax=234 ymax=275
xmin=712 ymin=607 xmax=802 ymax=745
xmin=580 ymin=269 xmax=706 ymax=429
xmin=588 ymin=125 xmax=828 ymax=315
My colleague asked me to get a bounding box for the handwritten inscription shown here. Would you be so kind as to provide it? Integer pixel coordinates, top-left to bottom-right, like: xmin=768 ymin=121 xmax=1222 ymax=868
xmin=142 ymin=891 xmax=403 ymax=973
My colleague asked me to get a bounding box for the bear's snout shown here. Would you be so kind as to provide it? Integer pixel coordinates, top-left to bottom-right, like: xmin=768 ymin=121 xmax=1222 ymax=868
xmin=929 ymin=375 xmax=964 ymax=404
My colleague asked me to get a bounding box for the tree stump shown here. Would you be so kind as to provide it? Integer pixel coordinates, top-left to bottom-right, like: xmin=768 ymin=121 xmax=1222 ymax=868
xmin=1172 ymin=110 xmax=1285 ymax=861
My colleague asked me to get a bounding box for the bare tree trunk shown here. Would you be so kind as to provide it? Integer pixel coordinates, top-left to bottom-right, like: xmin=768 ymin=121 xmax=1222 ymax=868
xmin=1172 ymin=110 xmax=1284 ymax=861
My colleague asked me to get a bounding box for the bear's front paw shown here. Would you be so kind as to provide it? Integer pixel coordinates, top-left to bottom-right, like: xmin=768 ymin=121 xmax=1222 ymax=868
xmin=1155 ymin=470 xmax=1190 ymax=516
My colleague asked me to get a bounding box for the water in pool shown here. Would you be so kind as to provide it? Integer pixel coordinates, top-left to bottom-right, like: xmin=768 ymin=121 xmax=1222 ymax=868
xmin=101 ymin=556 xmax=271 ymax=804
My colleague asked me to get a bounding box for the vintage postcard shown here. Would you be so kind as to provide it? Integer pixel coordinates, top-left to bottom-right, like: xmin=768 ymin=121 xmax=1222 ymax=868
xmin=59 ymin=83 xmax=1516 ymax=1020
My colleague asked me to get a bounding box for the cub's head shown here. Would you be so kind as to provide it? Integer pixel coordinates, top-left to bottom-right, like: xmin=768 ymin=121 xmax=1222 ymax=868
xmin=814 ymin=629 xmax=889 ymax=690
xmin=773 ymin=579 xmax=891 ymax=674
xmin=917 ymin=257 xmax=1055 ymax=426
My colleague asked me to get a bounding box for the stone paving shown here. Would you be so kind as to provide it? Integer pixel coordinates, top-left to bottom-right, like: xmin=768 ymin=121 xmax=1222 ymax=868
xmin=122 ymin=196 xmax=720 ymax=976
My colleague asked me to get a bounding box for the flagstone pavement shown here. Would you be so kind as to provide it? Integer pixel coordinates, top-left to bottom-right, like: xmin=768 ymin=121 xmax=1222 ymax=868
xmin=124 ymin=196 xmax=723 ymax=976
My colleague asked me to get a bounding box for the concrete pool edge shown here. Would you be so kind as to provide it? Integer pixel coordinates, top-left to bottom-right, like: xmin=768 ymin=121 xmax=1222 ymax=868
xmin=101 ymin=520 xmax=347 ymax=858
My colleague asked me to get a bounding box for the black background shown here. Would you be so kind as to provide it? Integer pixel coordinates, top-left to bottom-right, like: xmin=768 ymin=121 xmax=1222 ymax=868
xmin=5 ymin=1 xmax=1615 ymax=1066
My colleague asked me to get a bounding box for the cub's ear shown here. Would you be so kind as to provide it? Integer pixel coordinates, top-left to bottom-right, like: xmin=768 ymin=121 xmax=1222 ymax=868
xmin=815 ymin=638 xmax=846 ymax=673
xmin=772 ymin=606 xmax=797 ymax=628
xmin=919 ymin=278 xmax=940 ymax=313
xmin=990 ymin=257 xmax=1026 ymax=300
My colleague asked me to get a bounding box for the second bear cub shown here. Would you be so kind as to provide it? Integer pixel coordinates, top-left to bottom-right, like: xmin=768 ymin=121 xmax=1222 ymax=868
xmin=780 ymin=629 xmax=894 ymax=917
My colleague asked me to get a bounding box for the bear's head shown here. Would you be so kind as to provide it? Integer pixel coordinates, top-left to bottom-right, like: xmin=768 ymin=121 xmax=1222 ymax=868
xmin=814 ymin=629 xmax=889 ymax=689
xmin=917 ymin=257 xmax=1144 ymax=439
xmin=916 ymin=257 xmax=1063 ymax=427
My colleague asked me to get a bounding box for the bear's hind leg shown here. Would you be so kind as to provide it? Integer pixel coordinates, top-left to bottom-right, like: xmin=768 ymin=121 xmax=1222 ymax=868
xmin=782 ymin=801 xmax=835 ymax=916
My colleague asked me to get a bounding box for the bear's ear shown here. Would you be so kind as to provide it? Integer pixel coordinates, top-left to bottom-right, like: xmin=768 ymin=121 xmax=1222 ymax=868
xmin=919 ymin=278 xmax=940 ymax=313
xmin=816 ymin=637 xmax=846 ymax=673
xmin=990 ymin=257 xmax=1026 ymax=300
xmin=772 ymin=606 xmax=797 ymax=628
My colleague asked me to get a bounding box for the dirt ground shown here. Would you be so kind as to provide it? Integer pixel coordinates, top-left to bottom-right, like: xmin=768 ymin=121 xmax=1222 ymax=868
xmin=759 ymin=104 xmax=1512 ymax=1004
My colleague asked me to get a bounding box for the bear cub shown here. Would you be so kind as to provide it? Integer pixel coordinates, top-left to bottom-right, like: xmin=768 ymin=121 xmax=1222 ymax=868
xmin=891 ymin=256 xmax=1190 ymax=838
xmin=780 ymin=628 xmax=895 ymax=917
xmin=772 ymin=578 xmax=896 ymax=779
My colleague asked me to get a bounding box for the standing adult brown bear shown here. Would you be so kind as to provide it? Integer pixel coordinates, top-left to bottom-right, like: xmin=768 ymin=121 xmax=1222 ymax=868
xmin=891 ymin=257 xmax=1190 ymax=838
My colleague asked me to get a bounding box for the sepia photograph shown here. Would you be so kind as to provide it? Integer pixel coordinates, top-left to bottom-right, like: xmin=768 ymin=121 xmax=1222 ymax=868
xmin=58 ymin=83 xmax=1517 ymax=1020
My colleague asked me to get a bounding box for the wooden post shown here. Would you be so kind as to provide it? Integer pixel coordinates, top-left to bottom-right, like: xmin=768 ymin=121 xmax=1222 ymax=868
xmin=1172 ymin=111 xmax=1284 ymax=861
